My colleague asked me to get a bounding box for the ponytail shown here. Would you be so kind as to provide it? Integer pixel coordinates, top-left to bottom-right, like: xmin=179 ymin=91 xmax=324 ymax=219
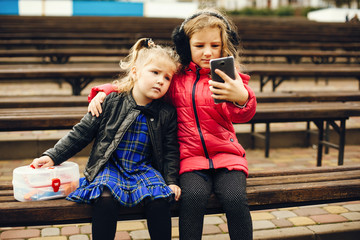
xmin=113 ymin=38 xmax=179 ymax=93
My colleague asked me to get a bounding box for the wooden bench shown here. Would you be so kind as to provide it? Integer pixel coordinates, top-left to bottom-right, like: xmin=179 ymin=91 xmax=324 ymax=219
xmin=1 ymin=102 xmax=359 ymax=166
xmin=1 ymin=63 xmax=360 ymax=95
xmin=0 ymin=49 xmax=129 ymax=64
xmin=0 ymin=63 xmax=119 ymax=95
xmin=1 ymin=49 xmax=359 ymax=65
xmin=232 ymin=16 xmax=360 ymax=51
xmin=1 ymin=165 xmax=359 ymax=227
xmin=242 ymin=42 xmax=360 ymax=51
xmin=242 ymin=49 xmax=360 ymax=64
xmin=248 ymin=101 xmax=360 ymax=165
xmin=1 ymin=16 xmax=359 ymax=51
xmin=0 ymin=16 xmax=177 ymax=51
xmin=1 ymin=92 xmax=358 ymax=163
xmin=0 ymin=95 xmax=88 ymax=108
xmin=245 ymin=64 xmax=360 ymax=92
xmin=1 ymin=91 xmax=360 ymax=109
xmin=256 ymin=91 xmax=360 ymax=103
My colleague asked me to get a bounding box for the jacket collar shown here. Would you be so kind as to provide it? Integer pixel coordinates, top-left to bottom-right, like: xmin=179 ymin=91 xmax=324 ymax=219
xmin=126 ymin=90 xmax=159 ymax=118
xmin=186 ymin=61 xmax=251 ymax=83
xmin=186 ymin=62 xmax=211 ymax=75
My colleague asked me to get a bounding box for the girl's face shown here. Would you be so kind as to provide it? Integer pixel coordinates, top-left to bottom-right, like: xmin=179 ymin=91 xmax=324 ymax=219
xmin=132 ymin=58 xmax=175 ymax=106
xmin=189 ymin=27 xmax=222 ymax=69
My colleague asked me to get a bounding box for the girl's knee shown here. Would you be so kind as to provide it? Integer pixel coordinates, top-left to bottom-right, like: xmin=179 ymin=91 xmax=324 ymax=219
xmin=182 ymin=186 xmax=211 ymax=204
xmin=180 ymin=171 xmax=212 ymax=203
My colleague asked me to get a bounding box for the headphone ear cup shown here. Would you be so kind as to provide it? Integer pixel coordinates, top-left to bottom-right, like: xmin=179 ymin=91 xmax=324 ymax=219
xmin=229 ymin=30 xmax=240 ymax=48
xmin=172 ymin=26 xmax=192 ymax=66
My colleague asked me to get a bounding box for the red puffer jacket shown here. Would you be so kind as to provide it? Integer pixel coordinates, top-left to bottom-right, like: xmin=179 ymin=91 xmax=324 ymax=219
xmin=88 ymin=62 xmax=257 ymax=176
xmin=166 ymin=62 xmax=256 ymax=176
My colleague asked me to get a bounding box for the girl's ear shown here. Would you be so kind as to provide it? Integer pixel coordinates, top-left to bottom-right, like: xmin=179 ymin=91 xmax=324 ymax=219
xmin=131 ymin=66 xmax=137 ymax=77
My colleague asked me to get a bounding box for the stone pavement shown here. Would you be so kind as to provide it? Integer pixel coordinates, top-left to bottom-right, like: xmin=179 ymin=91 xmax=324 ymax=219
xmin=1 ymin=146 xmax=359 ymax=240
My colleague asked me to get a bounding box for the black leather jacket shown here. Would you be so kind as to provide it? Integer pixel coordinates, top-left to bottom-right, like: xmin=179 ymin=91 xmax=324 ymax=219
xmin=44 ymin=92 xmax=180 ymax=185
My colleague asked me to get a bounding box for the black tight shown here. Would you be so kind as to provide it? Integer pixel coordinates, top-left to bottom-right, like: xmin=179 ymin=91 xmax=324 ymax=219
xmin=179 ymin=169 xmax=253 ymax=240
xmin=92 ymin=190 xmax=119 ymax=240
xmin=92 ymin=189 xmax=172 ymax=240
xmin=145 ymin=198 xmax=172 ymax=239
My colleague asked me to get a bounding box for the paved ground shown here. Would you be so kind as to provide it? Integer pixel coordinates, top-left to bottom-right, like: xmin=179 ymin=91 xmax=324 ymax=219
xmin=0 ymin=77 xmax=359 ymax=239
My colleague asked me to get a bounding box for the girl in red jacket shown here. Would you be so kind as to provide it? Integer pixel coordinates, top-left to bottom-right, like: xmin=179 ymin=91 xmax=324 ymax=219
xmin=88 ymin=9 xmax=256 ymax=240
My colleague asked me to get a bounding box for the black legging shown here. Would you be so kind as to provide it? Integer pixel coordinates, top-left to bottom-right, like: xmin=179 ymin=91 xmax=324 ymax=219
xmin=92 ymin=189 xmax=172 ymax=240
xmin=179 ymin=169 xmax=253 ymax=240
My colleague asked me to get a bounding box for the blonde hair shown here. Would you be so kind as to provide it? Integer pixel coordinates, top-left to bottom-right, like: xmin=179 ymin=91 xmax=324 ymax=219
xmin=183 ymin=9 xmax=242 ymax=67
xmin=113 ymin=38 xmax=179 ymax=92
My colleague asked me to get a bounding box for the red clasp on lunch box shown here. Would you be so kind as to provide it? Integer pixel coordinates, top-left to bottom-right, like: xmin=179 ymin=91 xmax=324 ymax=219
xmin=52 ymin=178 xmax=61 ymax=192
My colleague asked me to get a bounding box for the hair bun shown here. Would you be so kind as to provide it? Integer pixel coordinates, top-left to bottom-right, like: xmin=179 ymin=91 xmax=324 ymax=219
xmin=143 ymin=38 xmax=155 ymax=48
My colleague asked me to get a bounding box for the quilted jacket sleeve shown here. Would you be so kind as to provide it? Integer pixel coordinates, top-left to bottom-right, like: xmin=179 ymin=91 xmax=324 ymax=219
xmin=88 ymin=83 xmax=116 ymax=102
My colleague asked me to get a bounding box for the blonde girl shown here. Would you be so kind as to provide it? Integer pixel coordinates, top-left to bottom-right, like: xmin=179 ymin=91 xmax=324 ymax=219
xmin=31 ymin=38 xmax=181 ymax=240
xmin=88 ymin=9 xmax=256 ymax=240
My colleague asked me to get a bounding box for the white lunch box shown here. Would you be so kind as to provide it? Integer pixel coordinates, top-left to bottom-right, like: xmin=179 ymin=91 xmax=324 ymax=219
xmin=12 ymin=161 xmax=80 ymax=202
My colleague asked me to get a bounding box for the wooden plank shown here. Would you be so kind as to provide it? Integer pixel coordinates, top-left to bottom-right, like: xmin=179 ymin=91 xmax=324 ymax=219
xmin=243 ymin=50 xmax=360 ymax=58
xmin=252 ymin=102 xmax=360 ymax=122
xmin=248 ymin=170 xmax=360 ymax=186
xmin=1 ymin=91 xmax=359 ymax=109
xmin=249 ymin=165 xmax=360 ymax=177
xmin=1 ymin=49 xmax=358 ymax=64
xmin=0 ymin=63 xmax=120 ymax=79
xmin=1 ymin=63 xmax=359 ymax=95
xmin=0 ymin=49 xmax=129 ymax=58
xmin=1 ymin=171 xmax=359 ymax=227
xmin=1 ymin=63 xmax=358 ymax=80
xmin=247 ymin=179 xmax=360 ymax=206
xmin=0 ymin=95 xmax=88 ymax=108
xmin=256 ymin=91 xmax=360 ymax=103
xmin=246 ymin=64 xmax=360 ymax=77
xmin=242 ymin=49 xmax=360 ymax=64
xmin=0 ymin=190 xmax=13 ymax=197
xmin=1 ymin=102 xmax=360 ymax=131
xmin=1 ymin=15 xmax=359 ymax=51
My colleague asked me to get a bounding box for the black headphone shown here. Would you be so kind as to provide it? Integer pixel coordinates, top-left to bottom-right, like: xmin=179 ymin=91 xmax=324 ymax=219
xmin=171 ymin=11 xmax=240 ymax=66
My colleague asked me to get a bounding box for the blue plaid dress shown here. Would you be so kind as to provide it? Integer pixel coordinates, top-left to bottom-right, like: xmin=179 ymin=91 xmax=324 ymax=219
xmin=67 ymin=113 xmax=173 ymax=207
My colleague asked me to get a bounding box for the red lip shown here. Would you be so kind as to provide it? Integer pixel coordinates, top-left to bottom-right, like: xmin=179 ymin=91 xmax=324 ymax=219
xmin=152 ymin=87 xmax=161 ymax=92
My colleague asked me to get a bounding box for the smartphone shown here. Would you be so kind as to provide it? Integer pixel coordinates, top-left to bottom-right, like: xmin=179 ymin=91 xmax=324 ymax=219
xmin=210 ymin=56 xmax=235 ymax=103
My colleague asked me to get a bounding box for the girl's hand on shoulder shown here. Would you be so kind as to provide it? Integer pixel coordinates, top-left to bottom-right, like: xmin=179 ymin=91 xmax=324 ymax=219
xmin=168 ymin=184 xmax=181 ymax=201
xmin=209 ymin=68 xmax=249 ymax=105
xmin=88 ymin=92 xmax=106 ymax=117
xmin=30 ymin=156 xmax=54 ymax=169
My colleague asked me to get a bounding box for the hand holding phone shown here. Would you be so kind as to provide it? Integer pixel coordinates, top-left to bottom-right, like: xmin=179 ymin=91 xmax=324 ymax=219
xmin=210 ymin=56 xmax=235 ymax=103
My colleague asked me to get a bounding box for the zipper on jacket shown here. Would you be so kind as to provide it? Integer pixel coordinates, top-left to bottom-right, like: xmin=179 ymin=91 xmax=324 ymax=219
xmin=192 ymin=68 xmax=214 ymax=169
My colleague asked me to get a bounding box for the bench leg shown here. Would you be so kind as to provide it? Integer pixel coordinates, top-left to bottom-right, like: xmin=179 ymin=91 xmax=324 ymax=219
xmin=338 ymin=119 xmax=346 ymax=166
xmin=260 ymin=76 xmax=267 ymax=92
xmin=272 ymin=76 xmax=288 ymax=92
xmin=251 ymin=123 xmax=255 ymax=149
xmin=314 ymin=119 xmax=347 ymax=167
xmin=249 ymin=123 xmax=270 ymax=158
xmin=324 ymin=121 xmax=330 ymax=154
xmin=65 ymin=77 xmax=94 ymax=96
xmin=313 ymin=120 xmax=324 ymax=167
xmin=306 ymin=121 xmax=311 ymax=147
xmin=265 ymin=123 xmax=270 ymax=158
xmin=327 ymin=119 xmax=346 ymax=166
